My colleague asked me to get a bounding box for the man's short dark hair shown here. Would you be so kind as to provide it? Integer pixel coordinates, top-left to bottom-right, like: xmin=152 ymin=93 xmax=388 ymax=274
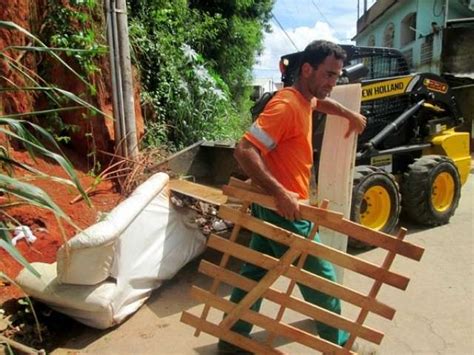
xmin=299 ymin=40 xmax=346 ymax=73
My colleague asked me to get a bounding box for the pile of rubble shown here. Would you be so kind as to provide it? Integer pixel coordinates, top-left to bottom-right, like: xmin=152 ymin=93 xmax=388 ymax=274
xmin=170 ymin=192 xmax=234 ymax=236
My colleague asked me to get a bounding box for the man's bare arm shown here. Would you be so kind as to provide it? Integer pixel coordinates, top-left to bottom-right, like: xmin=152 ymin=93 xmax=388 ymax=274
xmin=314 ymin=97 xmax=367 ymax=137
xmin=234 ymin=138 xmax=301 ymax=221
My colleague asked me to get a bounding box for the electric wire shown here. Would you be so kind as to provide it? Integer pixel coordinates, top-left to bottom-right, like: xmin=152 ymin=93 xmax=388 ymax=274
xmin=271 ymin=11 xmax=299 ymax=51
xmin=310 ymin=0 xmax=335 ymax=30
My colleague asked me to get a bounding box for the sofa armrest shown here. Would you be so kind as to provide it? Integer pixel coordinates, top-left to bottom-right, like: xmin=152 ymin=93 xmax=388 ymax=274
xmin=57 ymin=221 xmax=117 ymax=285
xmin=56 ymin=172 xmax=170 ymax=285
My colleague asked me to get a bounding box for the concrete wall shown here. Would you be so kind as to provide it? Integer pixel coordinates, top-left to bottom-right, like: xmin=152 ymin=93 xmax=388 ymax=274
xmin=442 ymin=26 xmax=474 ymax=74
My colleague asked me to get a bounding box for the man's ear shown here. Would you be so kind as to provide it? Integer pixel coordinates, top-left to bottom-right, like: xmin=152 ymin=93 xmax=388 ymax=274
xmin=301 ymin=62 xmax=313 ymax=78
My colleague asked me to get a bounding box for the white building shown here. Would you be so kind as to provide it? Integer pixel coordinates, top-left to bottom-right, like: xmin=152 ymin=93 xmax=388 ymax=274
xmin=250 ymin=77 xmax=283 ymax=100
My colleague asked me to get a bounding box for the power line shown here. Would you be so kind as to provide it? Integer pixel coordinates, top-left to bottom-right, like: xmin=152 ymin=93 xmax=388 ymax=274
xmin=254 ymin=67 xmax=281 ymax=71
xmin=310 ymin=0 xmax=336 ymax=31
xmin=271 ymin=12 xmax=300 ymax=51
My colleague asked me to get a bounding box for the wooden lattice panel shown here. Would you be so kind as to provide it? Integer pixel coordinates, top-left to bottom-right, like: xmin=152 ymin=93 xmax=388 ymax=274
xmin=181 ymin=178 xmax=424 ymax=354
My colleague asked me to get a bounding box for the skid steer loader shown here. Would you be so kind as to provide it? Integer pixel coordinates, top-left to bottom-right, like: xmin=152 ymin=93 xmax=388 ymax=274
xmin=278 ymin=45 xmax=471 ymax=247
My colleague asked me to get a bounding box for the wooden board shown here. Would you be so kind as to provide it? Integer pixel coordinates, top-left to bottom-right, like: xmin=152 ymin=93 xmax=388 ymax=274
xmin=169 ymin=179 xmax=227 ymax=205
xmin=317 ymin=84 xmax=362 ymax=282
xmin=181 ymin=181 xmax=425 ymax=354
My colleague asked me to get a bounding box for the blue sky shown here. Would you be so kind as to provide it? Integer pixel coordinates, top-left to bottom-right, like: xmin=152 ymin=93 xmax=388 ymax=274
xmin=253 ymin=0 xmax=375 ymax=81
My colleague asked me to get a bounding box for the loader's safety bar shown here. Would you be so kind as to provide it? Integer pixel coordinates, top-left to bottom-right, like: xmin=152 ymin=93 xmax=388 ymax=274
xmin=358 ymin=99 xmax=426 ymax=159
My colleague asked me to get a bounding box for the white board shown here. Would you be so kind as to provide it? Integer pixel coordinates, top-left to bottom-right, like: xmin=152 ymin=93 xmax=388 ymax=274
xmin=317 ymin=84 xmax=362 ymax=282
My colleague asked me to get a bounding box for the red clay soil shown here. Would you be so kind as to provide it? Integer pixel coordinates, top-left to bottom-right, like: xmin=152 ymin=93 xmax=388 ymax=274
xmin=0 ymin=0 xmax=143 ymax=306
xmin=0 ymin=146 xmax=123 ymax=304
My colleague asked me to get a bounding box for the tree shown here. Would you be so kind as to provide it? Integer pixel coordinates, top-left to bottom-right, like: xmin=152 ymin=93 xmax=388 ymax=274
xmin=188 ymin=0 xmax=274 ymax=107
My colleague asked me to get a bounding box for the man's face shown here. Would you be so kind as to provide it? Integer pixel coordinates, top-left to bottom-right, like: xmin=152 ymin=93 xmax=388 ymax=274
xmin=307 ymin=54 xmax=343 ymax=99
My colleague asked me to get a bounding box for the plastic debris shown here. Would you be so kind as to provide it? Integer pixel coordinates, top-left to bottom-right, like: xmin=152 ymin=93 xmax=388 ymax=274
xmin=212 ymin=219 xmax=228 ymax=232
xmin=195 ymin=217 xmax=208 ymax=226
xmin=11 ymin=226 xmax=37 ymax=246
xmin=171 ymin=195 xmax=184 ymax=208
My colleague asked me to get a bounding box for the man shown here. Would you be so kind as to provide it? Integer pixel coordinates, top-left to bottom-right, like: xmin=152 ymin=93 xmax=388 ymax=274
xmin=218 ymin=40 xmax=367 ymax=353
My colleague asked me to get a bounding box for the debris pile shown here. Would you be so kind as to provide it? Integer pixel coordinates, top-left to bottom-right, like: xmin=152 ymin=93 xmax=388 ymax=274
xmin=170 ymin=192 xmax=233 ymax=236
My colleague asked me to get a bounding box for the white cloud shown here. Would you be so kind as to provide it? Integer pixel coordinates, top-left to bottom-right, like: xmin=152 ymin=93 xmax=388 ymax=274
xmin=254 ymin=21 xmax=339 ymax=80
xmin=253 ymin=0 xmax=359 ymax=81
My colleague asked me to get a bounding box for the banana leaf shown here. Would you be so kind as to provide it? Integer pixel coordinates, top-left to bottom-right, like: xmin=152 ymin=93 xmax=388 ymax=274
xmin=0 ymin=106 xmax=83 ymax=119
xmin=0 ymin=174 xmax=69 ymax=219
xmin=0 ymin=155 xmax=78 ymax=187
xmin=0 ymin=20 xmax=94 ymax=92
xmin=0 ymin=123 xmax=90 ymax=205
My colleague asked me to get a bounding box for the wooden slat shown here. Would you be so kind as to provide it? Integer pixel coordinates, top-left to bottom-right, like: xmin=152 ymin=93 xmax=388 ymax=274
xmin=219 ymin=243 xmax=302 ymax=330
xmin=181 ymin=312 xmax=282 ymax=355
xmin=169 ymin=179 xmax=227 ymax=205
xmin=222 ymin=185 xmax=424 ymax=261
xmin=191 ymin=287 xmax=349 ymax=354
xmin=219 ymin=205 xmax=410 ymax=290
xmin=228 ymin=177 xmax=265 ymax=194
xmin=345 ymin=228 xmax=407 ymax=351
xmin=208 ymin=234 xmax=396 ymax=319
xmin=199 ymin=260 xmax=384 ymax=344
xmin=266 ymin=199 xmax=330 ymax=346
xmin=195 ymin=201 xmax=250 ymax=337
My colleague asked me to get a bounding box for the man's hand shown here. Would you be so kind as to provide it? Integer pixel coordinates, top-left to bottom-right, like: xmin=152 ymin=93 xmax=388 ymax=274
xmin=314 ymin=97 xmax=367 ymax=138
xmin=344 ymin=110 xmax=367 ymax=138
xmin=274 ymin=188 xmax=301 ymax=221
xmin=235 ymin=138 xmax=302 ymax=221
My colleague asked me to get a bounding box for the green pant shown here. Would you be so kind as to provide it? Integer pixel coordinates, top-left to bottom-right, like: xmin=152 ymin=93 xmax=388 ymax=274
xmin=229 ymin=204 xmax=349 ymax=346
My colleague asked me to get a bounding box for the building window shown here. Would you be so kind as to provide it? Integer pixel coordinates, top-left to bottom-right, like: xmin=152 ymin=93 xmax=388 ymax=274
xmin=384 ymin=23 xmax=395 ymax=48
xmin=402 ymin=48 xmax=413 ymax=69
xmin=401 ymin=12 xmax=416 ymax=47
xmin=420 ymin=35 xmax=434 ymax=65
xmin=368 ymin=34 xmax=376 ymax=47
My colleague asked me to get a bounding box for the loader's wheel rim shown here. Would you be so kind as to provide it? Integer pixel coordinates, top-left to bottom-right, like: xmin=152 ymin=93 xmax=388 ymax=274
xmin=360 ymin=186 xmax=391 ymax=230
xmin=431 ymin=172 xmax=455 ymax=212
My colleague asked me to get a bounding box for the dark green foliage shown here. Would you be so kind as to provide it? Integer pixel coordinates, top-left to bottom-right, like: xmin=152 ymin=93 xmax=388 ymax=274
xmin=43 ymin=0 xmax=106 ymax=78
xmin=188 ymin=0 xmax=274 ymax=104
xmin=128 ymin=0 xmax=274 ymax=149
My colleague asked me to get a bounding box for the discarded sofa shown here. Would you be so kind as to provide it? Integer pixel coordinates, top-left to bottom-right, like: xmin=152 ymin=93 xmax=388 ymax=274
xmin=15 ymin=172 xmax=206 ymax=329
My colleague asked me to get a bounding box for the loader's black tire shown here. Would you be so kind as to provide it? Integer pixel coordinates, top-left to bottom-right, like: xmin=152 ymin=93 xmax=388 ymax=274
xmin=349 ymin=166 xmax=401 ymax=249
xmin=401 ymin=155 xmax=461 ymax=226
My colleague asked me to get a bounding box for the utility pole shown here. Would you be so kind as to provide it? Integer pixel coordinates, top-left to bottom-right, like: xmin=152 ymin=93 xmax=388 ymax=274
xmin=106 ymin=0 xmax=139 ymax=160
xmin=116 ymin=0 xmax=138 ymax=159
